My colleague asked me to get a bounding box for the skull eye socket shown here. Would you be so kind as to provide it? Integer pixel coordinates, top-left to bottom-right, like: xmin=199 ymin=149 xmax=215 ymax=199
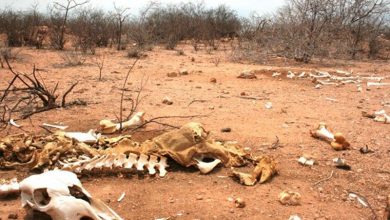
xmin=33 ymin=188 xmax=51 ymax=206
xmin=199 ymin=157 xmax=216 ymax=163
xmin=69 ymin=185 xmax=90 ymax=204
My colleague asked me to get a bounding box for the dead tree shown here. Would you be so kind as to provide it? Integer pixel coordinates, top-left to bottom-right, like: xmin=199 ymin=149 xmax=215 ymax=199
xmin=93 ymin=53 xmax=105 ymax=81
xmin=51 ymin=0 xmax=89 ymax=50
xmin=113 ymin=3 xmax=130 ymax=50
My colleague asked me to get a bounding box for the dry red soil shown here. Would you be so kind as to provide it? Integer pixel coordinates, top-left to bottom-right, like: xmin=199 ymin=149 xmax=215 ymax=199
xmin=0 ymin=44 xmax=389 ymax=220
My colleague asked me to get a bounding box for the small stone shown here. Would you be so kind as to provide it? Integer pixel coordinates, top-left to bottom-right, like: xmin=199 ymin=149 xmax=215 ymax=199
xmin=234 ymin=198 xmax=246 ymax=208
xmin=167 ymin=72 xmax=178 ymax=77
xmin=221 ymin=127 xmax=231 ymax=133
xmin=240 ymin=91 xmax=247 ymax=96
xmin=195 ymin=86 xmax=202 ymax=89
xmin=162 ymin=97 xmax=173 ymax=105
xmin=8 ymin=213 xmax=18 ymax=219
xmin=196 ymin=195 xmax=203 ymax=200
xmin=179 ymin=69 xmax=189 ymax=75
xmin=210 ymin=78 xmax=217 ymax=83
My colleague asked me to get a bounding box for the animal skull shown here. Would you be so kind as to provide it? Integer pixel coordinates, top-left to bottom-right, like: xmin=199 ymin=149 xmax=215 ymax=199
xmin=19 ymin=170 xmax=122 ymax=220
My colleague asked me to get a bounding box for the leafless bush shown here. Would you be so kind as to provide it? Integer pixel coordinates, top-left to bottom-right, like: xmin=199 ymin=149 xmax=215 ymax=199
xmin=212 ymin=57 xmax=221 ymax=66
xmin=0 ymin=57 xmax=78 ymax=123
xmin=93 ymin=53 xmax=105 ymax=80
xmin=127 ymin=47 xmax=143 ymax=58
xmin=60 ymin=50 xmax=86 ymax=66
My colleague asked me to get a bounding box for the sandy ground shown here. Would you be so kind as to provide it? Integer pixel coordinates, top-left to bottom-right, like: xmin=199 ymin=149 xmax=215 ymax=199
xmin=0 ymin=44 xmax=390 ymax=220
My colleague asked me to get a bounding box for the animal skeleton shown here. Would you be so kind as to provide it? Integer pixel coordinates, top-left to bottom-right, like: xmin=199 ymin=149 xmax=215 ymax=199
xmin=0 ymin=122 xmax=250 ymax=175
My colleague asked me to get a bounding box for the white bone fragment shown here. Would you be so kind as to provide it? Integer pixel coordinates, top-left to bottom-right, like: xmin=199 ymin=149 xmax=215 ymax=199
xmin=117 ymin=192 xmax=125 ymax=202
xmin=374 ymin=110 xmax=390 ymax=124
xmin=325 ymin=97 xmax=338 ymax=102
xmin=298 ymin=72 xmax=306 ymax=78
xmin=42 ymin=123 xmax=68 ymax=130
xmin=0 ymin=178 xmax=20 ymax=198
xmin=272 ymin=72 xmax=281 ymax=77
xmin=264 ymin=102 xmax=272 ymax=109
xmin=123 ymin=153 xmax=138 ymax=169
xmin=64 ymin=129 xmax=100 ymax=144
xmin=297 ymin=156 xmax=316 ymax=166
xmin=100 ymin=112 xmax=145 ymax=134
xmin=361 ymin=76 xmax=384 ymax=81
xmin=136 ymin=154 xmax=149 ymax=171
xmin=335 ymin=70 xmax=352 ymax=76
xmin=312 ymin=123 xmax=334 ymax=142
xmin=367 ymin=82 xmax=390 ymax=87
xmin=9 ymin=119 xmax=21 ymax=128
xmin=287 ymin=71 xmax=295 ymax=79
xmin=316 ymin=80 xmax=338 ymax=85
xmin=194 ymin=157 xmax=221 ymax=174
xmin=357 ymin=85 xmax=362 ymax=92
xmin=315 ymin=84 xmax=321 ymax=89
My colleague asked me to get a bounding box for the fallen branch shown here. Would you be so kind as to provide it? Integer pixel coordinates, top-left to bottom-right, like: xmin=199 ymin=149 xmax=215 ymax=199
xmin=313 ymin=170 xmax=334 ymax=186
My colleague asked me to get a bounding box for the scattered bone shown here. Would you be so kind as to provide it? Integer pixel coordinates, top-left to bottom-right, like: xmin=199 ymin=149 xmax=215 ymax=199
xmin=374 ymin=110 xmax=390 ymax=124
xmin=194 ymin=156 xmax=221 ymax=174
xmin=336 ymin=70 xmax=352 ymax=76
xmin=325 ymin=97 xmax=338 ymax=102
xmin=272 ymin=72 xmax=281 ymax=77
xmin=348 ymin=192 xmax=369 ymax=207
xmin=288 ymin=215 xmax=302 ymax=220
xmin=19 ymin=170 xmax=123 ymax=220
xmin=315 ymin=84 xmax=322 ymax=89
xmin=64 ymin=129 xmax=100 ymax=144
xmin=287 ymin=71 xmax=295 ymax=79
xmin=367 ymin=82 xmax=390 ymax=87
xmin=359 ymin=145 xmax=374 ymax=154
xmin=117 ymin=192 xmax=126 ymax=202
xmin=298 ymin=72 xmax=306 ymax=78
xmin=0 ymin=178 xmax=20 ymax=198
xmin=264 ymin=102 xmax=273 ymax=109
xmin=9 ymin=119 xmax=21 ymax=128
xmin=333 ymin=158 xmax=351 ymax=170
xmin=279 ymin=190 xmax=301 ymax=206
xmin=232 ymin=156 xmax=277 ymax=186
xmin=42 ymin=123 xmax=69 ymax=130
xmin=298 ymin=155 xmax=316 ymax=166
xmin=99 ymin=112 xmax=145 ymax=134
xmin=162 ymin=96 xmax=173 ymax=105
xmin=310 ymin=123 xmax=350 ymax=150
